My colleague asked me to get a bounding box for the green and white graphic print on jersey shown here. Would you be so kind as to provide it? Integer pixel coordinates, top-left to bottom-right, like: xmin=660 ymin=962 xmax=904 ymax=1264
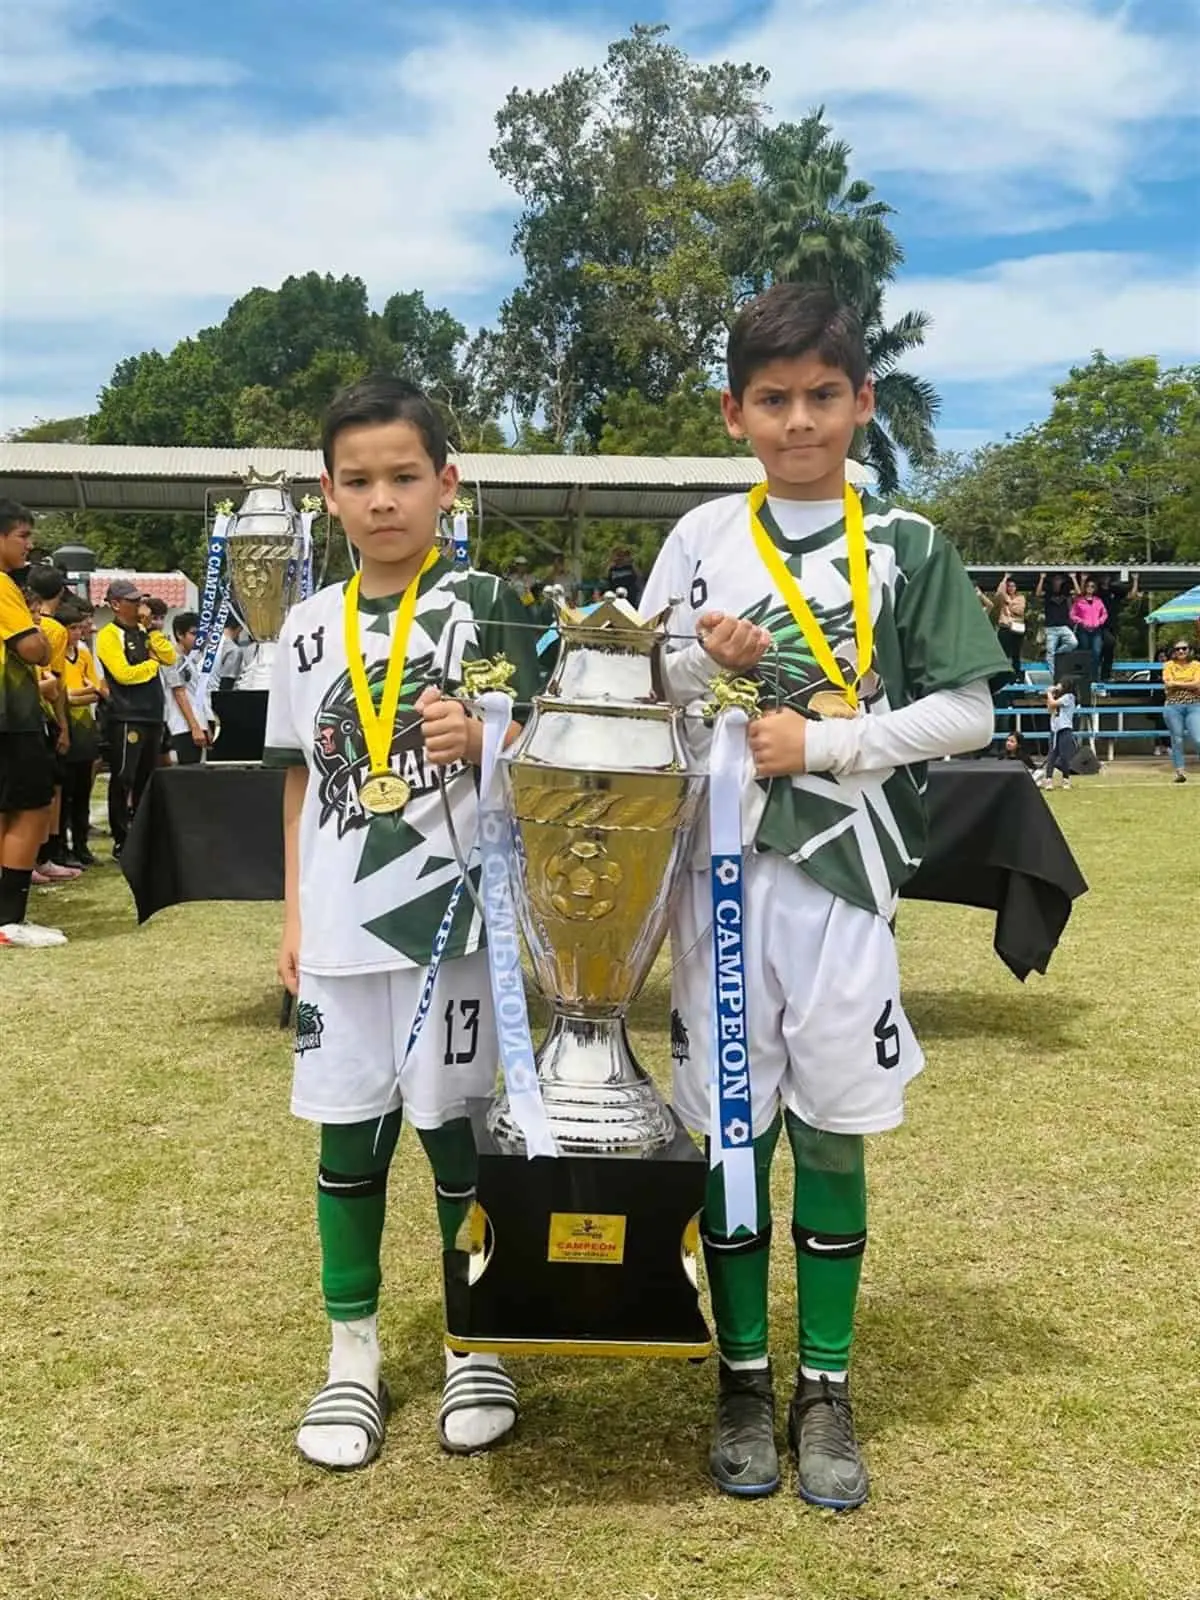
xmin=640 ymin=489 xmax=1008 ymax=920
xmin=264 ymin=558 xmax=542 ymax=975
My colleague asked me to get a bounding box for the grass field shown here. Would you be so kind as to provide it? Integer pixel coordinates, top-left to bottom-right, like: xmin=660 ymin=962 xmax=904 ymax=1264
xmin=1 ymin=769 xmax=1197 ymax=1600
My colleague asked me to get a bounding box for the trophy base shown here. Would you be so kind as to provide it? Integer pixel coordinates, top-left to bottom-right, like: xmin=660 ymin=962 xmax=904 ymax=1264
xmin=445 ymin=1099 xmax=712 ymax=1360
xmin=487 ymin=1014 xmax=674 ymax=1156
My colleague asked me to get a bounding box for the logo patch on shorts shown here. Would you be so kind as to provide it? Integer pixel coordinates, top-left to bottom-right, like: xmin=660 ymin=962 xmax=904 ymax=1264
xmin=296 ymin=1001 xmax=325 ymax=1054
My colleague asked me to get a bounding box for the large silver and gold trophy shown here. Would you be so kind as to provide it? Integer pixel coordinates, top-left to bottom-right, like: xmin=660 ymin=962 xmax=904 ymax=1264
xmin=208 ymin=472 xmax=308 ymax=760
xmin=224 ymin=471 xmax=307 ymax=692
xmin=445 ymin=598 xmax=714 ymax=1359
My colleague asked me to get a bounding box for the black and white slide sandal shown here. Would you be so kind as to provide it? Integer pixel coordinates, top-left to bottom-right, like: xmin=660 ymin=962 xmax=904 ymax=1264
xmin=437 ymin=1365 xmax=519 ymax=1456
xmin=296 ymin=1378 xmax=391 ymax=1471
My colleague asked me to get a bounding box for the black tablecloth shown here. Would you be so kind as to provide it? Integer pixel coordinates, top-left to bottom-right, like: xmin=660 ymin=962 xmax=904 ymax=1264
xmin=122 ymin=759 xmax=1086 ymax=980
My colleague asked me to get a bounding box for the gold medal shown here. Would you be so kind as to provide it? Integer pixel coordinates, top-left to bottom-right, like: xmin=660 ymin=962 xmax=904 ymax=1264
xmin=749 ymin=482 xmax=873 ymax=711
xmin=359 ymin=773 xmax=412 ymax=815
xmin=343 ymin=547 xmax=440 ymax=821
xmin=808 ymin=689 xmax=859 ymax=721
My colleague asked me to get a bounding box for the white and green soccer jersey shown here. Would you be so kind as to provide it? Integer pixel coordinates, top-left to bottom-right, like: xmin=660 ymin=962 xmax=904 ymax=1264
xmin=265 ymin=559 xmax=543 ymax=976
xmin=641 ymin=489 xmax=1008 ymax=920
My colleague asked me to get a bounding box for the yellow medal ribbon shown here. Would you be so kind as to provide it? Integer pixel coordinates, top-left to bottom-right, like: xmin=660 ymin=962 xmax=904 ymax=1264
xmin=748 ymin=480 xmax=873 ymax=711
xmin=343 ymin=548 xmax=440 ymax=812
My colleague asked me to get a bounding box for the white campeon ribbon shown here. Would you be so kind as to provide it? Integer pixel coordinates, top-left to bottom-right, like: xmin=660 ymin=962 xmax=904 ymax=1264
xmin=193 ymin=512 xmax=231 ymax=662
xmin=298 ymin=511 xmax=317 ymax=599
xmin=476 ymin=691 xmax=557 ymax=1158
xmin=708 ymin=707 xmax=758 ymax=1233
xmin=378 ymin=692 xmax=556 ymax=1160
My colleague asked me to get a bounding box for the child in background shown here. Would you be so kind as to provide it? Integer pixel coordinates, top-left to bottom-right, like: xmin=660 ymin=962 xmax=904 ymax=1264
xmin=1002 ymin=731 xmax=1037 ymax=771
xmin=58 ymin=599 xmax=105 ymax=865
xmin=1041 ymin=678 xmax=1077 ymax=790
xmin=162 ymin=611 xmax=210 ymax=765
xmin=27 ymin=567 xmax=77 ymax=878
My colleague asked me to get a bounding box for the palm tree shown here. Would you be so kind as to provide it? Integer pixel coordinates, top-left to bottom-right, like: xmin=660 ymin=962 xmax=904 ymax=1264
xmin=754 ymin=110 xmax=939 ymax=491
xmin=859 ymin=296 xmax=941 ymax=490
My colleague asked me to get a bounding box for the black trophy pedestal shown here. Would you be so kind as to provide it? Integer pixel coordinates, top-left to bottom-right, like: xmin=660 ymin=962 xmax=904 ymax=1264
xmin=445 ymin=1100 xmax=713 ymax=1360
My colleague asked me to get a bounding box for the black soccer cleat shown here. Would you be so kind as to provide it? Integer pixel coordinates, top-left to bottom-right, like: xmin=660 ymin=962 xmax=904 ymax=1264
xmin=788 ymin=1372 xmax=870 ymax=1511
xmin=709 ymin=1361 xmax=780 ymax=1498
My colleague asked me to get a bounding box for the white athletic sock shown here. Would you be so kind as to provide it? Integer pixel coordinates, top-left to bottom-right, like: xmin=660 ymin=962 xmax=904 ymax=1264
xmin=296 ymin=1315 xmax=382 ymax=1469
xmin=801 ymin=1364 xmax=847 ymax=1385
xmin=441 ymin=1347 xmax=516 ymax=1451
xmin=721 ymin=1355 xmax=770 ymax=1372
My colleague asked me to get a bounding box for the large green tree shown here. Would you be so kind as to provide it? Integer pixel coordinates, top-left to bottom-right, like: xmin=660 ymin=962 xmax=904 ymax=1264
xmin=81 ymin=275 xmax=494 ymax=571
xmin=479 ymin=23 xmax=767 ymax=445
xmin=92 ymin=274 xmax=489 ymax=452
xmin=907 ymin=354 xmax=1200 ymax=566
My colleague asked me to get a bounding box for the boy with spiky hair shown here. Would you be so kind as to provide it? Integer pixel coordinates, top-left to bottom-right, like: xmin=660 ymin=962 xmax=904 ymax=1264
xmin=640 ymin=284 xmax=1006 ymax=1508
xmin=265 ymin=376 xmax=541 ymax=1471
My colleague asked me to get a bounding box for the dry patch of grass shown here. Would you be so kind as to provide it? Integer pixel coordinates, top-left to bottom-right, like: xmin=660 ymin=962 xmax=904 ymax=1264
xmin=1 ymin=780 xmax=1196 ymax=1599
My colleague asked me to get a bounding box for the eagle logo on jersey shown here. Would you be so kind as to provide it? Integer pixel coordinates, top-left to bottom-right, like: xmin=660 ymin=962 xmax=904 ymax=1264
xmin=311 ymin=656 xmax=465 ymax=837
xmin=742 ymin=594 xmax=882 ymax=714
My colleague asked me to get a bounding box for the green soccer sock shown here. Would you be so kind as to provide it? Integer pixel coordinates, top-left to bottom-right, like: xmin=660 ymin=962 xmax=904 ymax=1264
xmin=702 ymin=1114 xmax=782 ymax=1365
xmin=415 ymin=1118 xmax=478 ymax=1251
xmin=317 ymin=1112 xmax=401 ymax=1322
xmin=786 ymin=1110 xmax=867 ymax=1373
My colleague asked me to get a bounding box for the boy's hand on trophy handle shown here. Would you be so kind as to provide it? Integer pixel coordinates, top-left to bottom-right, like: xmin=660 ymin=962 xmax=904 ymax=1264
xmin=697 ymin=612 xmax=771 ymax=670
xmin=748 ymin=707 xmax=807 ymax=778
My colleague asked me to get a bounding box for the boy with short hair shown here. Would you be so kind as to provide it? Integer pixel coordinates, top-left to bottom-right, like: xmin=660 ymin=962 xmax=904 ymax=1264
xmin=640 ymin=284 xmax=1007 ymax=1508
xmin=27 ymin=566 xmax=77 ymax=876
xmin=95 ymin=580 xmax=176 ymax=855
xmin=0 ymin=502 xmax=65 ymax=947
xmin=59 ymin=599 xmax=105 ymax=864
xmin=162 ymin=610 xmax=210 ymax=765
xmin=265 ymin=376 xmax=542 ymax=1472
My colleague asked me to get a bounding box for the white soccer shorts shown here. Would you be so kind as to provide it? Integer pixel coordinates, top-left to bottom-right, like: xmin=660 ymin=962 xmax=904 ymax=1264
xmin=669 ymin=853 xmax=924 ymax=1138
xmin=292 ymin=950 xmax=497 ymax=1128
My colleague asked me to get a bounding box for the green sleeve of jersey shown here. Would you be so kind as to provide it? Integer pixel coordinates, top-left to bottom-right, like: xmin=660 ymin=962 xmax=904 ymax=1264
xmin=263 ymin=746 xmax=307 ymax=768
xmin=470 ymin=577 xmax=547 ymax=718
xmin=893 ymin=523 xmax=1010 ymax=698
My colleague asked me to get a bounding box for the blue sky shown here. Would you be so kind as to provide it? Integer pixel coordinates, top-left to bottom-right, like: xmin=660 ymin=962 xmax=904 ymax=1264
xmin=2 ymin=0 xmax=1197 ymax=452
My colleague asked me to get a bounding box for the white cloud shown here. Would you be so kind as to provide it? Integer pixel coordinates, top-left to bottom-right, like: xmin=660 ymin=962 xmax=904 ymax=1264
xmin=0 ymin=1 xmax=1196 ymax=435
xmin=0 ymin=0 xmax=239 ymax=97
xmin=889 ymin=253 xmax=1200 ymax=383
xmin=0 ymin=17 xmax=606 ymax=325
xmin=730 ymin=0 xmax=1194 ymax=219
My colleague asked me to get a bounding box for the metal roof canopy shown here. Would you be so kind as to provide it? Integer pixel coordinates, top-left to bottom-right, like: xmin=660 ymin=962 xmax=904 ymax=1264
xmin=0 ymin=441 xmax=867 ymax=524
xmin=966 ymin=564 xmax=1200 ymax=593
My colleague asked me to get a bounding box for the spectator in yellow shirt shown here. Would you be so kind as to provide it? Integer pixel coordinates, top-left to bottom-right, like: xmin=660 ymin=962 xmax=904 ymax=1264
xmin=0 ymin=502 xmax=64 ymax=947
xmin=28 ymin=566 xmax=78 ymax=879
xmin=1163 ymin=640 xmax=1200 ymax=784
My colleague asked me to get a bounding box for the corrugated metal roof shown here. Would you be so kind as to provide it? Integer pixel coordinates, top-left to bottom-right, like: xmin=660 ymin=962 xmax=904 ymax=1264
xmin=0 ymin=441 xmax=867 ymax=522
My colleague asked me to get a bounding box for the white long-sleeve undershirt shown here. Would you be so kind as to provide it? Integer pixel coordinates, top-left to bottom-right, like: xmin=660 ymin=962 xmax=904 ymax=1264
xmin=802 ymin=678 xmax=995 ymax=775
xmin=660 ymin=640 xmax=995 ymax=775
